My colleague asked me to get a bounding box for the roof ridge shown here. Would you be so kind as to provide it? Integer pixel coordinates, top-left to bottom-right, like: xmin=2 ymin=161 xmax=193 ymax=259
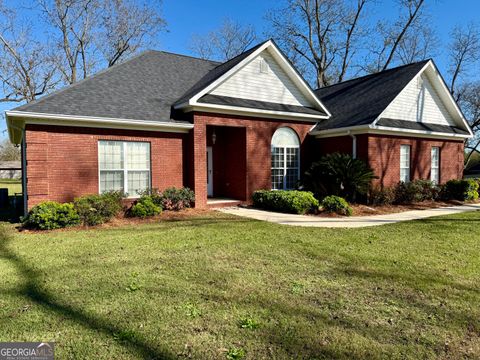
xmin=153 ymin=49 xmax=221 ymax=65
xmin=209 ymin=39 xmax=270 ymax=71
xmin=13 ymin=50 xmax=154 ymax=111
xmin=315 ymin=59 xmax=431 ymax=92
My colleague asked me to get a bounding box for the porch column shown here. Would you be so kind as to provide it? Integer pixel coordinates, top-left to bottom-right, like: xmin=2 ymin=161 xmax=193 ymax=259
xmin=192 ymin=121 xmax=207 ymax=208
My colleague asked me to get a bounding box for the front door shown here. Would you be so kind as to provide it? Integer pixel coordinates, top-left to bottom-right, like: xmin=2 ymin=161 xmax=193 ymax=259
xmin=207 ymin=146 xmax=213 ymax=197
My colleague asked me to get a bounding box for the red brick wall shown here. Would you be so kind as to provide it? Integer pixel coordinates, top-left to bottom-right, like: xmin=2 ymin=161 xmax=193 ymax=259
xmin=191 ymin=113 xmax=314 ymax=208
xmin=315 ymin=134 xmax=369 ymax=163
xmin=315 ymin=133 xmax=464 ymax=187
xmin=368 ymin=134 xmax=464 ymax=187
xmin=25 ymin=124 xmax=185 ymax=208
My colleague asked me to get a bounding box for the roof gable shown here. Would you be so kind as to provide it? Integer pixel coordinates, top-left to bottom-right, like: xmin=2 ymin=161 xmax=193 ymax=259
xmin=312 ymin=60 xmax=429 ymax=131
xmin=209 ymin=49 xmax=311 ymax=106
xmin=174 ymin=40 xmax=330 ymax=119
xmin=380 ymin=72 xmax=456 ymax=126
xmin=312 ymin=59 xmax=472 ymax=138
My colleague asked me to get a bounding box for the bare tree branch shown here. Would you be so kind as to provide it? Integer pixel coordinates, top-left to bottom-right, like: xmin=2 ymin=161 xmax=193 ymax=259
xmin=189 ymin=18 xmax=256 ymax=61
xmin=448 ymin=23 xmax=480 ymax=95
xmin=97 ymin=0 xmax=166 ymax=67
xmin=0 ymin=4 xmax=58 ymax=103
xmin=381 ymin=0 xmax=425 ymax=70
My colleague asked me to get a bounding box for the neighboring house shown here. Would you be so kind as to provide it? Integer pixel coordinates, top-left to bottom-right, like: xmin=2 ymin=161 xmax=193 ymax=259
xmin=5 ymin=40 xmax=473 ymax=211
xmin=0 ymin=161 xmax=21 ymax=179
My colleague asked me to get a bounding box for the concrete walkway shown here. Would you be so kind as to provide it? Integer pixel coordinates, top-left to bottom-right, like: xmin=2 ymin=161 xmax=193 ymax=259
xmin=217 ymin=203 xmax=480 ymax=228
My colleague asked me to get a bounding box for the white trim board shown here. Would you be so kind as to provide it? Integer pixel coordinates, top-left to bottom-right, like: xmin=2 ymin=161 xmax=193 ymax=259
xmin=311 ymin=125 xmax=470 ymax=140
xmin=6 ymin=111 xmax=194 ymax=144
xmin=185 ymin=104 xmax=327 ymax=122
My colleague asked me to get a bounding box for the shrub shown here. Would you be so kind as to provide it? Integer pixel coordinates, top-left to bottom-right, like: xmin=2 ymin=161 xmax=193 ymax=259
xmin=129 ymin=196 xmax=162 ymax=218
xmin=160 ymin=187 xmax=195 ymax=210
xmin=443 ymin=179 xmax=479 ymax=201
xmin=140 ymin=187 xmax=195 ymax=211
xmin=320 ymin=195 xmax=353 ymax=216
xmin=252 ymin=190 xmax=319 ymax=214
xmin=74 ymin=191 xmax=124 ymax=226
xmin=23 ymin=201 xmax=80 ymax=230
xmin=303 ymin=153 xmax=377 ymax=202
xmin=368 ymin=186 xmax=395 ymax=206
xmin=394 ymin=180 xmax=440 ymax=204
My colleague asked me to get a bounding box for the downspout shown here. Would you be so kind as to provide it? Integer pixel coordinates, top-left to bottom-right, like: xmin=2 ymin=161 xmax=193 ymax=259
xmin=21 ymin=129 xmax=27 ymax=217
xmin=348 ymin=131 xmax=357 ymax=159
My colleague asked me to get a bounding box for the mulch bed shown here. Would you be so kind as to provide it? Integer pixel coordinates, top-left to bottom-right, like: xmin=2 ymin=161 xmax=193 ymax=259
xmin=316 ymin=199 xmax=470 ymax=218
xmin=18 ymin=208 xmax=220 ymax=233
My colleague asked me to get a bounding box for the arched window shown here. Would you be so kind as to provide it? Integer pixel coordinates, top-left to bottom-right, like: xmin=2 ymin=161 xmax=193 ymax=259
xmin=271 ymin=127 xmax=300 ymax=190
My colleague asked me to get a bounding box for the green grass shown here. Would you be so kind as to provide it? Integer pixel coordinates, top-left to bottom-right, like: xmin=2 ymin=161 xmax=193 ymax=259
xmin=0 ymin=179 xmax=22 ymax=195
xmin=0 ymin=210 xmax=479 ymax=359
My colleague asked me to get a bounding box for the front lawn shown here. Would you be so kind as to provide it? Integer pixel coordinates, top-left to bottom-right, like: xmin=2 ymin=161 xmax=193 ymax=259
xmin=0 ymin=179 xmax=22 ymax=196
xmin=0 ymin=210 xmax=479 ymax=359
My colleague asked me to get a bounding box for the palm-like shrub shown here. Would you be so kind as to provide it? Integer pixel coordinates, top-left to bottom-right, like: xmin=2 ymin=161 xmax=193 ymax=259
xmin=303 ymin=153 xmax=377 ymax=202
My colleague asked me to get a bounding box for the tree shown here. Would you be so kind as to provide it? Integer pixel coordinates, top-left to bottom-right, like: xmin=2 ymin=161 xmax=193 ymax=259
xmin=97 ymin=0 xmax=166 ymax=67
xmin=37 ymin=0 xmax=167 ymax=83
xmin=38 ymin=0 xmax=98 ymax=84
xmin=267 ymin=0 xmax=370 ymax=88
xmin=458 ymin=81 xmax=480 ymax=168
xmin=0 ymin=4 xmax=58 ymax=103
xmin=0 ymin=138 xmax=20 ymax=161
xmin=189 ymin=18 xmax=256 ymax=61
xmin=447 ymin=23 xmax=480 ymax=97
xmin=364 ymin=0 xmax=431 ymax=73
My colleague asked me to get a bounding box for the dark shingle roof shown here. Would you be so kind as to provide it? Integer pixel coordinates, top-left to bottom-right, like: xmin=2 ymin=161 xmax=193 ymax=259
xmin=13 ymin=51 xmax=220 ymax=123
xmin=173 ymin=40 xmax=269 ymax=106
xmin=198 ymin=94 xmax=327 ymax=116
xmin=312 ymin=60 xmax=430 ymax=131
xmin=376 ymin=118 xmax=470 ymax=135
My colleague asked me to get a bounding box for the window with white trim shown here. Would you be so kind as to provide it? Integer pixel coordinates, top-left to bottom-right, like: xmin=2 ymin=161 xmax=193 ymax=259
xmin=271 ymin=127 xmax=300 ymax=190
xmin=98 ymin=140 xmax=151 ymax=197
xmin=431 ymin=147 xmax=440 ymax=184
xmin=400 ymin=145 xmax=411 ymax=183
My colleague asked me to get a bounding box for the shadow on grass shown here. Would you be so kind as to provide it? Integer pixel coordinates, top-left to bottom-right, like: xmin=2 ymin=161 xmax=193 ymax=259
xmin=0 ymin=225 xmax=176 ymax=360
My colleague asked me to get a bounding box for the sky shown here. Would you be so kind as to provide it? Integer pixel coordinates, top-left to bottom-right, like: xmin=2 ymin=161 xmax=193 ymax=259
xmin=1 ymin=0 xmax=479 ymax=140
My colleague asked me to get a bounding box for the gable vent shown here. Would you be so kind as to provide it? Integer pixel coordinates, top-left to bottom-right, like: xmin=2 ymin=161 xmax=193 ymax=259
xmin=259 ymin=59 xmax=269 ymax=74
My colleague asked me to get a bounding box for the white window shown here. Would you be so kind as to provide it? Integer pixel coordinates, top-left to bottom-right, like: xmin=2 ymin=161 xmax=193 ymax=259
xmin=98 ymin=140 xmax=151 ymax=197
xmin=400 ymin=145 xmax=411 ymax=183
xmin=431 ymin=147 xmax=440 ymax=184
xmin=271 ymin=127 xmax=300 ymax=190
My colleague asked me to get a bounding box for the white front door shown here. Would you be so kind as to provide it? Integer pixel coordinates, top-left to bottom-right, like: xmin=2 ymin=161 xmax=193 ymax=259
xmin=207 ymin=146 xmax=213 ymax=197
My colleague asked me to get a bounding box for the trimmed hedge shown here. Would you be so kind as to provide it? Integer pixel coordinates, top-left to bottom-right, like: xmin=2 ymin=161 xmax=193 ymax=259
xmin=23 ymin=201 xmax=80 ymax=230
xmin=74 ymin=191 xmax=124 ymax=226
xmin=252 ymin=190 xmax=319 ymax=214
xmin=443 ymin=179 xmax=479 ymax=201
xmin=321 ymin=195 xmax=353 ymax=216
xmin=140 ymin=187 xmax=195 ymax=211
xmin=394 ymin=180 xmax=440 ymax=204
xmin=129 ymin=196 xmax=162 ymax=218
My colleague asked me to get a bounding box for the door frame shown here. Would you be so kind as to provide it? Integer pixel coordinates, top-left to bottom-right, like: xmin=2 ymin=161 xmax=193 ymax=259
xmin=207 ymin=146 xmax=213 ymax=197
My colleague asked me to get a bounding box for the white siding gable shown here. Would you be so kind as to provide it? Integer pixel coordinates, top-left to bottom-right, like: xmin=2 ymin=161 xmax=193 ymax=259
xmin=382 ymin=73 xmax=456 ymax=126
xmin=210 ymin=50 xmax=312 ymax=107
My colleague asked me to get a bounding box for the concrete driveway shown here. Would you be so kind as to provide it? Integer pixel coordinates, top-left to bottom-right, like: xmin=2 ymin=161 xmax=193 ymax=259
xmin=217 ymin=203 xmax=480 ymax=228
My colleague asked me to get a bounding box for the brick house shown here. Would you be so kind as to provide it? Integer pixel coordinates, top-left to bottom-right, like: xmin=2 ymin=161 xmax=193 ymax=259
xmin=5 ymin=40 xmax=472 ymax=212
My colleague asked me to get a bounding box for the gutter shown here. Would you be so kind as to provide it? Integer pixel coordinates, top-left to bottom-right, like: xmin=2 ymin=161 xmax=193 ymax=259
xmin=5 ymin=111 xmax=194 ymax=143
